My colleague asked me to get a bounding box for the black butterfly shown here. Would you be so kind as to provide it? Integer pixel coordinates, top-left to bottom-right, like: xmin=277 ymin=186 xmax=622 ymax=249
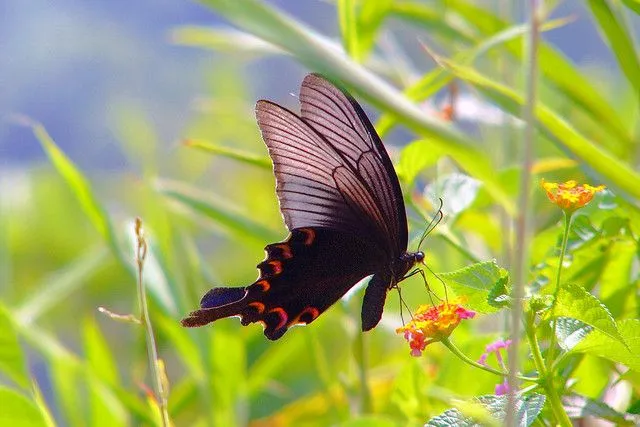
xmin=181 ymin=74 xmax=424 ymax=340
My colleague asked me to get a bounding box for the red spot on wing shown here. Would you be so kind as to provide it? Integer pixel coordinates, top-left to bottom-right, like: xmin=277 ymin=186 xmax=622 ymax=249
xmin=274 ymin=243 xmax=293 ymax=259
xmin=269 ymin=307 xmax=289 ymax=330
xmin=248 ymin=302 xmax=265 ymax=313
xmin=268 ymin=260 xmax=283 ymax=275
xmin=254 ymin=280 xmax=270 ymax=292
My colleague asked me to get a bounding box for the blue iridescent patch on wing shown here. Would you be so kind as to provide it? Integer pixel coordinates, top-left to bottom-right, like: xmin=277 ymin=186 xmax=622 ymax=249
xmin=200 ymin=287 xmax=247 ymax=308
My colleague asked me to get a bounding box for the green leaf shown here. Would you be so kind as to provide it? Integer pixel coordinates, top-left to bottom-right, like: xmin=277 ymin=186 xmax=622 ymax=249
xmin=555 ymin=318 xmax=594 ymax=351
xmin=572 ymin=319 xmax=640 ymax=371
xmin=355 ymin=0 xmax=393 ymax=60
xmin=29 ymin=122 xmax=178 ymax=315
xmin=31 ymin=384 xmax=56 ymax=427
xmin=157 ymin=179 xmax=280 ymax=244
xmin=0 ymin=305 xmax=29 ymax=389
xmin=621 ymin=0 xmax=640 ymax=14
xmin=29 ymin=122 xmax=121 ymax=258
xmin=0 ymin=387 xmax=48 ymax=427
xmin=84 ymin=318 xmax=128 ymax=427
xmin=155 ymin=315 xmax=205 ymax=380
xmin=438 ymin=261 xmax=510 ymax=313
xmin=337 ymin=0 xmax=359 ymax=60
xmin=83 ymin=319 xmax=119 ymax=386
xmin=598 ymin=238 xmax=637 ymax=317
xmin=587 ymin=0 xmax=640 ymax=100
xmin=425 ymin=394 xmax=545 ymax=427
xmin=396 ymin=140 xmax=444 ymax=185
xmin=15 ymin=246 xmax=109 ymax=324
xmin=447 ymin=0 xmax=632 ymax=151
xmin=209 ymin=328 xmax=246 ymax=426
xmin=425 ymin=173 xmax=481 ymax=221
xmin=389 ymin=2 xmax=476 ymax=44
xmin=184 ymin=139 xmax=271 ymax=169
xmin=564 ymin=393 xmax=640 ymax=426
xmin=436 ymin=57 xmax=640 ymax=199
xmin=553 ymin=283 xmax=624 ymax=345
xmin=171 ymin=26 xmax=282 ymax=56
xmin=336 ymin=417 xmax=398 ymax=427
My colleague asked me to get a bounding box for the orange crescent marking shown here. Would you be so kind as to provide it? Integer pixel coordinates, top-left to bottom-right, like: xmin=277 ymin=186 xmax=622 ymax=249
xmin=248 ymin=302 xmax=265 ymax=313
xmin=269 ymin=307 xmax=289 ymax=330
xmin=275 ymin=244 xmax=293 ymax=259
xmin=269 ymin=260 xmax=283 ymax=275
xmin=255 ymin=280 xmax=270 ymax=292
xmin=301 ymin=228 xmax=316 ymax=245
xmin=290 ymin=306 xmax=320 ymax=326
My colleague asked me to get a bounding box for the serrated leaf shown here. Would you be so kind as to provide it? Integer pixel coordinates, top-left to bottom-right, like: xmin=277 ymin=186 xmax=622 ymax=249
xmin=564 ymin=393 xmax=640 ymax=426
xmin=438 ymin=261 xmax=510 ymax=313
xmin=0 ymin=306 xmax=29 ymax=389
xmin=572 ymin=319 xmax=640 ymax=371
xmin=555 ymin=318 xmax=594 ymax=351
xmin=425 ymin=394 xmax=545 ymax=427
xmin=553 ymin=283 xmax=624 ymax=345
xmin=0 ymin=387 xmax=48 ymax=427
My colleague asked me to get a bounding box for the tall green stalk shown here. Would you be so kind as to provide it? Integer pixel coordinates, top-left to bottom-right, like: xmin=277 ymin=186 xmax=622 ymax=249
xmin=507 ymin=1 xmax=539 ymax=425
xmin=135 ymin=218 xmax=171 ymax=426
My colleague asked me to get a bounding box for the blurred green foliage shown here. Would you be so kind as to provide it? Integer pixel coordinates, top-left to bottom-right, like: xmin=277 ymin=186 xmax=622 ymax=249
xmin=1 ymin=1 xmax=640 ymax=426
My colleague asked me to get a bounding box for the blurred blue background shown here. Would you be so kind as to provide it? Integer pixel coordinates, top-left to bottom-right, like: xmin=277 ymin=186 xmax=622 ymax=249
xmin=0 ymin=1 xmax=628 ymax=172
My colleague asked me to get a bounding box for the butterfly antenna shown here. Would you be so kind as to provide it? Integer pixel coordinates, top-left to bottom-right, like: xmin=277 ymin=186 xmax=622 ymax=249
xmin=417 ymin=198 xmax=444 ymax=252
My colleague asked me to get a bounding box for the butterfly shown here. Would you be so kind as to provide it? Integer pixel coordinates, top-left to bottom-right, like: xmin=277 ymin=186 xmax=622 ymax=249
xmin=181 ymin=73 xmax=425 ymax=340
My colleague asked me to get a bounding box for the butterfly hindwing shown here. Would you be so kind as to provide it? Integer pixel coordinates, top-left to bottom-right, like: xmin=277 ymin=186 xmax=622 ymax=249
xmin=181 ymin=227 xmax=386 ymax=340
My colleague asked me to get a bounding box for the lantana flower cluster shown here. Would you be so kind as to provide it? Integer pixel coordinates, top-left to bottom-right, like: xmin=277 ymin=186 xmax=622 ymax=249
xmin=396 ymin=300 xmax=475 ymax=357
xmin=541 ymin=180 xmax=605 ymax=213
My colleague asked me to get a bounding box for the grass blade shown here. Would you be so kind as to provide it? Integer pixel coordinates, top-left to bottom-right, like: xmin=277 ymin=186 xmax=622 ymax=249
xmin=587 ymin=0 xmax=640 ymax=102
xmin=184 ymin=139 xmax=271 ymax=169
xmin=438 ymin=57 xmax=640 ymax=199
xmin=158 ymin=179 xmax=280 ymax=244
xmin=198 ymin=0 xmax=514 ymax=213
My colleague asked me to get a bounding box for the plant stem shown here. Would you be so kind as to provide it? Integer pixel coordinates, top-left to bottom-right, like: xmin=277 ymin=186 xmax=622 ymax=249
xmin=441 ymin=338 xmax=539 ymax=383
xmin=508 ymin=0 xmax=539 ymax=424
xmin=547 ymin=211 xmax=572 ymax=367
xmin=525 ymin=310 xmax=572 ymax=426
xmin=135 ymin=218 xmax=170 ymax=426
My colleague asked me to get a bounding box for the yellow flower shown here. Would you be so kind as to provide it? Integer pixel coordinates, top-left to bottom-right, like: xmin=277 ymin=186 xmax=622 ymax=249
xmin=541 ymin=180 xmax=605 ymax=213
xmin=396 ymin=300 xmax=475 ymax=357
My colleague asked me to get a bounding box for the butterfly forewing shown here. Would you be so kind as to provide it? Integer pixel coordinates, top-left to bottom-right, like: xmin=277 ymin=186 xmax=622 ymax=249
xmin=299 ymin=74 xmax=408 ymax=255
xmin=256 ymin=100 xmax=388 ymax=245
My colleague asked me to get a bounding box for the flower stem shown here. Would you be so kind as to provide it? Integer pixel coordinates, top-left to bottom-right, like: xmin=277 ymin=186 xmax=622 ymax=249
xmin=547 ymin=211 xmax=572 ymax=368
xmin=525 ymin=310 xmax=572 ymax=426
xmin=440 ymin=338 xmax=538 ymax=383
xmin=135 ymin=218 xmax=170 ymax=426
